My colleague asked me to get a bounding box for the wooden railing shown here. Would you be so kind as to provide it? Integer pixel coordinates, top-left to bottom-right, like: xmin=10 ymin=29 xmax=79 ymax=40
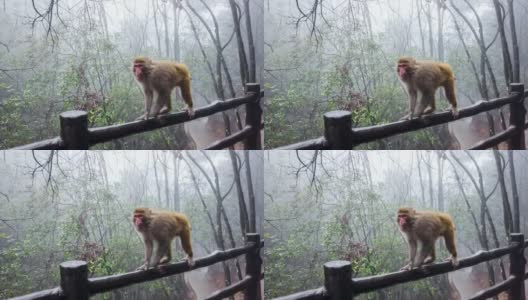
xmin=277 ymin=83 xmax=527 ymax=150
xmin=273 ymin=233 xmax=526 ymax=300
xmin=11 ymin=83 xmax=263 ymax=150
xmin=9 ymin=233 xmax=263 ymax=300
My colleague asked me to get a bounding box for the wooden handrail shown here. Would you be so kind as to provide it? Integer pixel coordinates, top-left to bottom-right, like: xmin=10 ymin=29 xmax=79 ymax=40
xmin=273 ymin=288 xmax=327 ymax=300
xmin=466 ymin=276 xmax=516 ymax=300
xmin=12 ymin=137 xmax=64 ymax=150
xmin=202 ymin=275 xmax=253 ymax=300
xmin=89 ymin=243 xmax=256 ymax=294
xmin=275 ymin=137 xmax=328 ymax=150
xmin=204 ymin=125 xmax=255 ymax=150
xmin=468 ymin=125 xmax=517 ymax=150
xmin=273 ymin=234 xmax=526 ymax=300
xmin=8 ymin=288 xmax=64 ymax=300
xmin=277 ymin=83 xmax=526 ymax=150
xmin=89 ymin=94 xmax=256 ymax=145
xmin=8 ymin=234 xmax=264 ymax=300
xmin=9 ymin=83 xmax=263 ymax=150
xmin=352 ymin=243 xmax=517 ymax=294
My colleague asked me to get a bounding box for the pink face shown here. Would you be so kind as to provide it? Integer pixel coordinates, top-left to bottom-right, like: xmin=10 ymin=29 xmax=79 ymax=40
xmin=133 ymin=215 xmax=144 ymax=226
xmin=398 ymin=215 xmax=407 ymax=226
xmin=397 ymin=64 xmax=407 ymax=77
xmin=133 ymin=64 xmax=144 ymax=78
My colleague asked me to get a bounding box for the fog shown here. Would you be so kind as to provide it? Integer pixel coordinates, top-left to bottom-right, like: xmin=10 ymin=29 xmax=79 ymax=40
xmin=0 ymin=150 xmax=263 ymax=300
xmin=0 ymin=0 xmax=264 ymax=149
xmin=264 ymin=150 xmax=528 ymax=299
xmin=264 ymin=0 xmax=528 ymax=149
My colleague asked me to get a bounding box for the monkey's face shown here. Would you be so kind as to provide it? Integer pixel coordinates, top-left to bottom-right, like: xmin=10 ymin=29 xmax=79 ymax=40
xmin=397 ymin=214 xmax=409 ymax=226
xmin=397 ymin=208 xmax=415 ymax=229
xmin=133 ymin=208 xmax=151 ymax=229
xmin=396 ymin=57 xmax=416 ymax=79
xmin=397 ymin=62 xmax=411 ymax=78
xmin=133 ymin=214 xmax=145 ymax=226
xmin=132 ymin=58 xmax=152 ymax=81
xmin=132 ymin=62 xmax=146 ymax=80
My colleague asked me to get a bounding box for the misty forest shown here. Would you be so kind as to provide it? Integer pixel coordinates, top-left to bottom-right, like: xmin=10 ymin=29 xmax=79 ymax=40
xmin=264 ymin=150 xmax=527 ymax=299
xmin=0 ymin=150 xmax=263 ymax=299
xmin=0 ymin=0 xmax=263 ymax=150
xmin=265 ymin=0 xmax=527 ymax=149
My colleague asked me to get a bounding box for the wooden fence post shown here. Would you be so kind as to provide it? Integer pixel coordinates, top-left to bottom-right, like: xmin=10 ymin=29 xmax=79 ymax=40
xmin=509 ymin=233 xmax=525 ymax=300
xmin=60 ymin=261 xmax=89 ymax=300
xmin=324 ymin=260 xmax=353 ymax=299
xmin=245 ymin=233 xmax=262 ymax=300
xmin=508 ymin=83 xmax=526 ymax=150
xmin=245 ymin=83 xmax=263 ymax=150
xmin=60 ymin=111 xmax=90 ymax=150
xmin=324 ymin=111 xmax=353 ymax=149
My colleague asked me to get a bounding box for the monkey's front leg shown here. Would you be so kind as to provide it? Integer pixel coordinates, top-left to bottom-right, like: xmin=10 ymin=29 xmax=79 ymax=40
xmin=401 ymin=91 xmax=417 ymax=120
xmin=185 ymin=105 xmax=195 ymax=118
xmin=137 ymin=92 xmax=153 ymax=121
xmin=401 ymin=241 xmax=417 ymax=270
xmin=137 ymin=239 xmax=153 ymax=270
xmin=413 ymin=241 xmax=432 ymax=269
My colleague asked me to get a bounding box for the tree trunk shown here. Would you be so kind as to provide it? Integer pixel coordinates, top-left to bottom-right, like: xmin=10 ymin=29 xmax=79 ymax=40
xmin=172 ymin=152 xmax=180 ymax=211
xmin=152 ymin=0 xmax=162 ymax=56
xmin=172 ymin=0 xmax=181 ymax=61
xmin=162 ymin=152 xmax=170 ymax=208
xmin=162 ymin=1 xmax=170 ymax=57
xmin=244 ymin=150 xmax=257 ymax=232
xmin=508 ymin=151 xmax=520 ymax=232
xmin=436 ymin=0 xmax=445 ymax=61
xmin=508 ymin=0 xmax=520 ymax=82
xmin=436 ymin=152 xmax=444 ymax=211
xmin=493 ymin=151 xmax=513 ymax=236
xmin=153 ymin=153 xmax=162 ymax=206
xmin=229 ymin=151 xmax=249 ymax=237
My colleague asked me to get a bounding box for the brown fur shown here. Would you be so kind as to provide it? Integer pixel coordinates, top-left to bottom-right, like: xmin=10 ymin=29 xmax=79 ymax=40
xmin=133 ymin=207 xmax=194 ymax=270
xmin=397 ymin=207 xmax=458 ymax=270
xmin=132 ymin=57 xmax=194 ymax=120
xmin=397 ymin=56 xmax=458 ymax=120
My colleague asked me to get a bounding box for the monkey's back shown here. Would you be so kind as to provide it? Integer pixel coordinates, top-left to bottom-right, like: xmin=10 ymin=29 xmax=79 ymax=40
xmin=150 ymin=210 xmax=191 ymax=241
xmin=414 ymin=60 xmax=455 ymax=88
xmin=413 ymin=210 xmax=455 ymax=242
xmin=150 ymin=61 xmax=191 ymax=91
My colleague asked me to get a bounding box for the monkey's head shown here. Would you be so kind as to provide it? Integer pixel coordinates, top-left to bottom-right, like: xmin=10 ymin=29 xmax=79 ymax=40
xmin=132 ymin=57 xmax=153 ymax=80
xmin=397 ymin=207 xmax=416 ymax=229
xmin=133 ymin=207 xmax=152 ymax=228
xmin=396 ymin=57 xmax=416 ymax=79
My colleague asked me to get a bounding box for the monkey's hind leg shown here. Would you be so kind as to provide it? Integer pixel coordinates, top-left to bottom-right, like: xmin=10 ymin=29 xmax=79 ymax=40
xmin=415 ymin=90 xmax=435 ymax=118
xmin=151 ymin=241 xmax=170 ymax=271
xmin=158 ymin=92 xmax=172 ymax=115
xmin=159 ymin=244 xmax=172 ymax=265
xmin=150 ymin=91 xmax=170 ymax=118
xmin=423 ymin=246 xmax=436 ymax=264
xmin=180 ymin=79 xmax=194 ymax=117
xmin=423 ymin=98 xmax=436 ymax=115
xmin=180 ymin=229 xmax=195 ymax=266
xmin=444 ymin=230 xmax=459 ymax=267
xmin=414 ymin=240 xmax=434 ymax=269
xmin=444 ymin=80 xmax=458 ymax=117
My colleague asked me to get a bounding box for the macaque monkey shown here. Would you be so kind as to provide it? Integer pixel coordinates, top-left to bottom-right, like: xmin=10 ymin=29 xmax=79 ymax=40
xmin=397 ymin=207 xmax=458 ymax=270
xmin=396 ymin=56 xmax=458 ymax=120
xmin=132 ymin=57 xmax=194 ymax=120
xmin=132 ymin=207 xmax=194 ymax=270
